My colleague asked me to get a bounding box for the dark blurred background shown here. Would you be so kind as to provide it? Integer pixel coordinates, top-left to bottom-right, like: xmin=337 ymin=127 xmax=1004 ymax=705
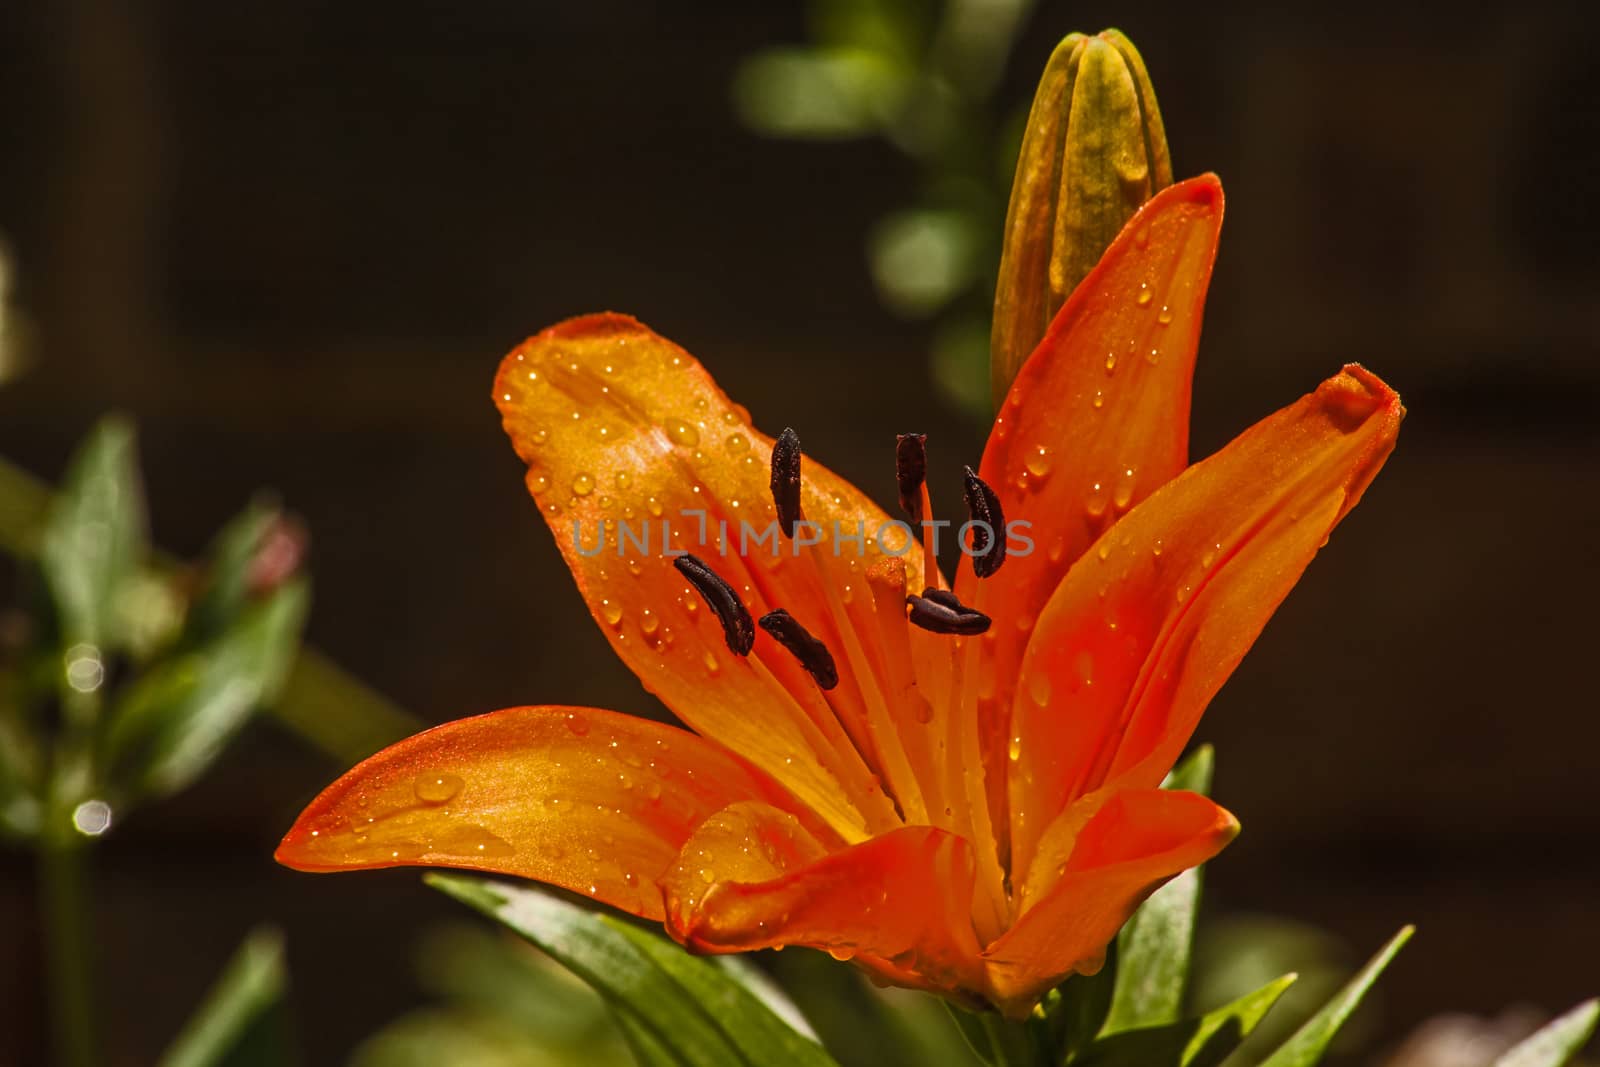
xmin=1 ymin=2 xmax=1597 ymax=1064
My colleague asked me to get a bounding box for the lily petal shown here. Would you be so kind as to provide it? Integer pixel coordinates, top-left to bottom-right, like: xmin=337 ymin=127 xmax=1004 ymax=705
xmin=1009 ymin=365 xmax=1402 ymax=886
xmin=984 ymin=788 xmax=1237 ymax=1015
xmin=664 ymin=803 xmax=986 ymax=995
xmin=962 ymin=176 xmax=1224 ymax=831
xmin=275 ymin=705 xmax=811 ymax=921
xmin=494 ymin=314 xmax=913 ymax=839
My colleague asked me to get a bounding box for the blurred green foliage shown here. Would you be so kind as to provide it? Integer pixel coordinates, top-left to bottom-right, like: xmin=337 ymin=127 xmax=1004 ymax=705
xmin=733 ymin=0 xmax=1037 ymax=418
xmin=0 ymin=418 xmax=309 ymax=840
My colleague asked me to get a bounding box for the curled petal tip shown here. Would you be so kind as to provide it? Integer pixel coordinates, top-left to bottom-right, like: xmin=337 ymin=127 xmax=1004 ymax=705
xmin=1336 ymin=363 xmax=1405 ymax=417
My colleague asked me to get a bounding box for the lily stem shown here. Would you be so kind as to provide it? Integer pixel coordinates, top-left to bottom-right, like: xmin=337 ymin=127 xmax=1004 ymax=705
xmin=39 ymin=815 xmax=95 ymax=1067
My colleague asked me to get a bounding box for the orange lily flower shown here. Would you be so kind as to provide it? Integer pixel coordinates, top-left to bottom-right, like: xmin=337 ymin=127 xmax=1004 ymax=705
xmin=276 ymin=174 xmax=1402 ymax=1017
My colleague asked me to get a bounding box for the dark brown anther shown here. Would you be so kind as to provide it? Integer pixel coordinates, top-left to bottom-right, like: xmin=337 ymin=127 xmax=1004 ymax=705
xmin=962 ymin=466 xmax=1006 ymax=578
xmin=758 ymin=608 xmax=839 ymax=690
xmin=905 ymin=589 xmax=992 ymax=636
xmin=771 ymin=427 xmax=804 ymax=538
xmin=674 ymin=554 xmax=755 ymax=655
xmin=895 ymin=433 xmax=928 ymax=524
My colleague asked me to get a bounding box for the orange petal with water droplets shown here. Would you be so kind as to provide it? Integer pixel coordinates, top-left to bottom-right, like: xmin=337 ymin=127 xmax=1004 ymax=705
xmin=1008 ymin=365 xmax=1402 ymax=888
xmin=960 ymin=175 xmax=1224 ymax=839
xmin=663 ymin=803 xmax=986 ymax=996
xmin=984 ymin=788 xmax=1237 ymax=1015
xmin=494 ymin=314 xmax=913 ymax=839
xmin=275 ymin=705 xmax=815 ymax=922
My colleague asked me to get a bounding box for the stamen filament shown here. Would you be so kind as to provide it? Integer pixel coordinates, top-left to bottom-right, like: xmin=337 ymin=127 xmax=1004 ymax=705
xmin=803 ymin=543 xmax=930 ymax=825
xmin=744 ymin=649 xmax=900 ymax=838
xmin=946 ymin=582 xmax=1012 ymax=939
xmin=865 ymin=560 xmax=951 ymax=829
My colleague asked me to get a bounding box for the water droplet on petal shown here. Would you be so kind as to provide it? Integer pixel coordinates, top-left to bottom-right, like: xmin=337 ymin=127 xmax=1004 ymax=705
xmin=1029 ymin=673 xmax=1052 ymax=707
xmin=1007 ymin=735 xmax=1022 ymax=761
xmin=1025 ymin=445 xmax=1052 ymax=480
xmin=599 ymin=599 xmax=623 ymax=628
xmin=1112 ymin=467 xmax=1136 ymax=511
xmin=572 ymin=472 xmax=596 ymax=496
xmin=1104 ymin=352 xmax=1117 ymax=374
xmin=702 ymin=650 xmax=720 ymax=676
xmin=432 ymin=825 xmax=513 ymax=857
xmin=665 ymin=418 xmax=700 ymax=447
xmin=414 ymin=773 xmax=464 ymax=805
xmin=566 ymin=712 xmax=590 ymax=736
xmin=615 ymin=472 xmax=632 ymax=490
xmin=1085 ymin=482 xmax=1109 ymax=518
xmin=1073 ymin=651 xmax=1094 ymax=690
xmin=1092 ymin=390 xmax=1105 ymax=410
xmin=1201 ymin=542 xmax=1220 ymax=568
xmin=725 ymin=432 xmax=749 ymax=452
xmin=1136 ymin=285 xmax=1153 ymax=306
xmin=1157 ymin=305 xmax=1173 ymax=325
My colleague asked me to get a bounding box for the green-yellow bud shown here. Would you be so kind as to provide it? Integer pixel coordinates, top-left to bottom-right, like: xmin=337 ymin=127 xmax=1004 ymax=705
xmin=990 ymin=29 xmax=1172 ymax=407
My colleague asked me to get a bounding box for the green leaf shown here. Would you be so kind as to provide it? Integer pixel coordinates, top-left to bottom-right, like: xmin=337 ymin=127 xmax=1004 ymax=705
xmin=157 ymin=927 xmax=292 ymax=1067
xmin=40 ymin=416 xmax=146 ymax=651
xmin=612 ymin=1005 xmax=692 ymax=1067
xmin=187 ymin=498 xmax=281 ymax=640
xmin=769 ymin=950 xmax=980 ymax=1067
xmin=602 ymin=915 xmax=831 ymax=1065
xmin=1049 ymin=941 xmax=1119 ymax=1058
xmin=1257 ymin=925 xmax=1413 ymax=1067
xmin=869 ymin=208 xmax=984 ymax=318
xmin=1162 ymin=745 xmax=1214 ymax=795
xmin=1076 ymin=973 xmax=1297 ymax=1067
xmin=732 ymin=47 xmax=909 ymax=140
xmin=1491 ymin=999 xmax=1599 ymax=1067
xmin=428 ymin=874 xmax=837 ymax=1067
xmin=103 ymin=578 xmax=309 ymax=798
xmin=1104 ymin=746 xmax=1215 ymax=1036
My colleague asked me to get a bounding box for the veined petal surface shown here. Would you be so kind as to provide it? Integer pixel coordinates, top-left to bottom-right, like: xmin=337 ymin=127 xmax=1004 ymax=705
xmin=984 ymin=788 xmax=1237 ymax=1015
xmin=495 ymin=314 xmax=917 ymax=838
xmin=276 ymin=705 xmax=808 ymax=920
xmin=963 ymin=176 xmax=1224 ymax=832
xmin=1009 ymin=365 xmax=1403 ymax=886
xmin=663 ymin=802 xmax=986 ymax=995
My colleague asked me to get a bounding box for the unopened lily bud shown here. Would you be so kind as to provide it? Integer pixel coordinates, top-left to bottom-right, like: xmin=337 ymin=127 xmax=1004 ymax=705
xmin=991 ymin=29 xmax=1172 ymax=406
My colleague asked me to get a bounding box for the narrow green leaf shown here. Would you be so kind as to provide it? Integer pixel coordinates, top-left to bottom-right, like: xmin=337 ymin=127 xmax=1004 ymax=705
xmin=1162 ymin=745 xmax=1214 ymax=795
xmin=611 ymin=1006 xmax=693 ymax=1067
xmin=1491 ymin=999 xmax=1599 ymax=1067
xmin=157 ymin=927 xmax=291 ymax=1067
xmin=602 ymin=915 xmax=834 ymax=1066
xmin=1077 ymin=973 xmax=1297 ymax=1067
xmin=708 ymin=956 xmax=820 ymax=1043
xmin=40 ymin=416 xmax=146 ymax=650
xmin=1104 ymin=745 xmax=1215 ymax=1036
xmin=1052 ymin=940 xmax=1118 ymax=1056
xmin=771 ymin=950 xmax=980 ymax=1067
xmin=428 ymin=874 xmax=836 ymax=1067
xmin=1258 ymin=926 xmax=1413 ymax=1067
xmin=104 ymin=578 xmax=309 ymax=798
xmin=945 ymin=1002 xmax=998 ymax=1065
